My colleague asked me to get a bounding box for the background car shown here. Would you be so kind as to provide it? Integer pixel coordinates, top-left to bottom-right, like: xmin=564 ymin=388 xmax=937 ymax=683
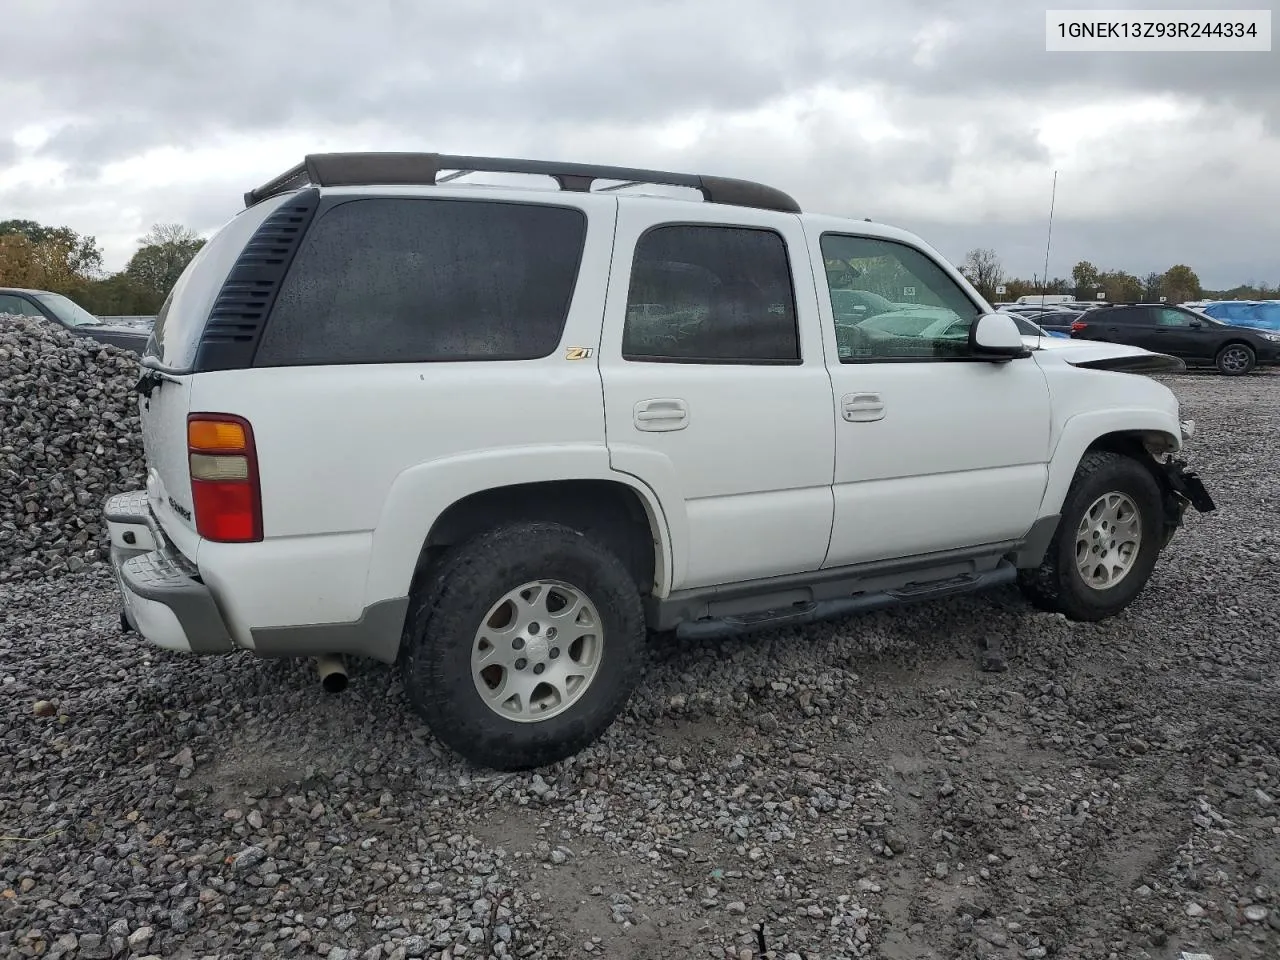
xmin=1069 ymin=302 xmax=1280 ymax=375
xmin=854 ymin=311 xmax=1076 ymax=351
xmin=1018 ymin=310 xmax=1079 ymax=336
xmin=1199 ymin=300 xmax=1280 ymax=333
xmin=0 ymin=287 xmax=149 ymax=353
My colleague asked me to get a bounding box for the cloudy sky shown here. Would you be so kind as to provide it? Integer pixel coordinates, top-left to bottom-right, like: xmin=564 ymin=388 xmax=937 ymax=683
xmin=2 ymin=0 xmax=1277 ymax=288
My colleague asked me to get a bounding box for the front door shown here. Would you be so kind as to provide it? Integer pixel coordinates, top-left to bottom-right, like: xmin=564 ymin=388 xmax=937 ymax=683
xmin=809 ymin=225 xmax=1053 ymax=567
xmin=1148 ymin=306 xmax=1210 ymax=360
xmin=599 ymin=202 xmax=836 ymax=592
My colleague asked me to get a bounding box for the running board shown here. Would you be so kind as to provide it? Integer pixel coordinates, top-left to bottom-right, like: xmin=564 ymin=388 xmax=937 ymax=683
xmin=673 ymin=563 xmax=1017 ymax=641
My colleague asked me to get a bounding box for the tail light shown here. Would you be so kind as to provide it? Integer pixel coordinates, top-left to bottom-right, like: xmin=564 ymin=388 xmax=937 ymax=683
xmin=1070 ymin=320 xmax=1088 ymax=333
xmin=187 ymin=413 xmax=263 ymax=542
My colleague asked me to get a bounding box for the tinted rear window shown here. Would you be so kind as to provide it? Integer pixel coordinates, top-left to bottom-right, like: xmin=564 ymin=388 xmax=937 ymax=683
xmin=253 ymin=197 xmax=587 ymax=366
xmin=1097 ymin=307 xmax=1147 ymax=325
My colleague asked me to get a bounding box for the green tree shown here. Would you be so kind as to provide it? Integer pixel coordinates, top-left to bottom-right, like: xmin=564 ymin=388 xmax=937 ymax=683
xmin=1097 ymin=271 xmax=1143 ymax=303
xmin=71 ymin=274 xmax=165 ymax=316
xmin=0 ymin=233 xmax=80 ymax=289
xmin=1161 ymin=264 xmax=1201 ymax=304
xmin=124 ymin=224 xmax=206 ymax=297
xmin=1001 ymin=278 xmax=1035 ymax=300
xmin=960 ymin=248 xmax=1003 ymax=302
xmin=0 ymin=219 xmax=103 ymax=278
xmin=1071 ymin=261 xmax=1100 ymax=300
xmin=1142 ymin=272 xmax=1163 ymax=301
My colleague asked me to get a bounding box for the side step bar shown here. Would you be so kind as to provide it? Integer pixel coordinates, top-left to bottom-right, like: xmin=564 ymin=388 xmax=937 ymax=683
xmin=674 ymin=563 xmax=1017 ymax=641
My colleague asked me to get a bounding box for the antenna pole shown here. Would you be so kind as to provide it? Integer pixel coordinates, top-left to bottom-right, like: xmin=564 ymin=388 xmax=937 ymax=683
xmin=1040 ymin=170 xmax=1058 ymax=308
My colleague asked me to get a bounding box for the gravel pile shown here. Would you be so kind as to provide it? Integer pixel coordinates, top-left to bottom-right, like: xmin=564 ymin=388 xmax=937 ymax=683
xmin=1 ymin=371 xmax=1278 ymax=960
xmin=0 ymin=316 xmax=145 ymax=582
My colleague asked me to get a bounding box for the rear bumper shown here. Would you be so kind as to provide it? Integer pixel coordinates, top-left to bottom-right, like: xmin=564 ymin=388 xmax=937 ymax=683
xmin=105 ymin=491 xmax=236 ymax=654
xmin=104 ymin=490 xmax=406 ymax=662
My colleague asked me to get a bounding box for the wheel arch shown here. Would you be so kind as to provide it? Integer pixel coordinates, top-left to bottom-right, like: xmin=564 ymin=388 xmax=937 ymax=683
xmin=1040 ymin=411 xmax=1182 ymax=520
xmin=409 ymin=478 xmax=664 ymax=603
xmin=361 ymin=446 xmax=676 ymax=615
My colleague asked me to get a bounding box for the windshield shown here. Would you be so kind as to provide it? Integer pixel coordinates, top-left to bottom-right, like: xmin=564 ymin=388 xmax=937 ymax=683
xmin=34 ymin=292 xmax=101 ymax=327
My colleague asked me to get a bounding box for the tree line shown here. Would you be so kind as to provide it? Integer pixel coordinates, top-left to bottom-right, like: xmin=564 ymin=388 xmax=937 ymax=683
xmin=959 ymin=248 xmax=1278 ymax=306
xmin=0 ymin=219 xmax=206 ymax=316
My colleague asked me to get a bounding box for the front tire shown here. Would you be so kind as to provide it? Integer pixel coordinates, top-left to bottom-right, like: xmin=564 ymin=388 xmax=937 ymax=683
xmin=401 ymin=521 xmax=646 ymax=771
xmin=1216 ymin=342 xmax=1255 ymax=376
xmin=1017 ymin=451 xmax=1164 ymax=621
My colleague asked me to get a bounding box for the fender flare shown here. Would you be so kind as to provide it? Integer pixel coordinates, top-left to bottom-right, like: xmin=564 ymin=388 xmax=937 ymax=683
xmin=1039 ymin=408 xmax=1182 ymax=518
xmin=361 ymin=444 xmax=682 ymax=606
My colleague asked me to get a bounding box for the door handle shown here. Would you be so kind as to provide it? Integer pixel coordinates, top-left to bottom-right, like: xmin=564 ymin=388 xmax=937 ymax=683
xmin=634 ymin=398 xmax=689 ymax=432
xmin=841 ymin=392 xmax=885 ymax=422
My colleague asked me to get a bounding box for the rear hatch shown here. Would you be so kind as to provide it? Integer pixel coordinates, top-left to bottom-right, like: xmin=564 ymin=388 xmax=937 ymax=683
xmin=139 ymin=373 xmax=198 ymax=557
xmin=135 ymin=195 xmax=292 ymax=559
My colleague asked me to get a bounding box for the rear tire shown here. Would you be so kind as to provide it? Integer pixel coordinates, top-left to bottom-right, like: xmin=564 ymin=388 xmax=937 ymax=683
xmin=1215 ymin=342 xmax=1255 ymax=376
xmin=401 ymin=521 xmax=646 ymax=771
xmin=1017 ymin=451 xmax=1164 ymax=621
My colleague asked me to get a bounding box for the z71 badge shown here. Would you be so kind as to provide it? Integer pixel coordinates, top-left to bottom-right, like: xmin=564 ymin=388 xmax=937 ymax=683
xmin=564 ymin=346 xmax=594 ymax=360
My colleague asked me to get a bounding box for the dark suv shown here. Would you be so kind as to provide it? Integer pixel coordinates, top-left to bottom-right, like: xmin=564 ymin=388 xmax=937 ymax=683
xmin=1070 ymin=303 xmax=1280 ymax=375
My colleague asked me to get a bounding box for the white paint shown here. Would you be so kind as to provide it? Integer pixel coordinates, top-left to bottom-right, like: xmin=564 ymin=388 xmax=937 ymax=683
xmin=599 ymin=198 xmax=835 ymax=589
xmin=108 ymin=177 xmax=1189 ymax=659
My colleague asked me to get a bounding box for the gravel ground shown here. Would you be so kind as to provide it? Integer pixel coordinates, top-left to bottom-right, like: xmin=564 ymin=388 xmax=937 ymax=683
xmin=0 ymin=316 xmax=146 ymax=583
xmin=1 ymin=369 xmax=1278 ymax=960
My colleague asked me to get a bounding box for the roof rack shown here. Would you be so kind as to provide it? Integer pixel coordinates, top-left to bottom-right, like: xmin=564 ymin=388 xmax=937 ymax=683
xmin=244 ymin=152 xmax=801 ymax=214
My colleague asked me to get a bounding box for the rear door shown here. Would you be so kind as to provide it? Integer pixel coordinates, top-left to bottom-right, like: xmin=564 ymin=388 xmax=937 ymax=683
xmin=598 ymin=200 xmax=835 ymax=592
xmin=1079 ymin=306 xmax=1154 ymax=348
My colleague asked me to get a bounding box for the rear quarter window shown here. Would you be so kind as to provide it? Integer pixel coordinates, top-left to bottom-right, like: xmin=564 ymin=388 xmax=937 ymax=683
xmin=1100 ymin=308 xmax=1147 ymax=325
xmin=253 ymin=197 xmax=588 ymax=366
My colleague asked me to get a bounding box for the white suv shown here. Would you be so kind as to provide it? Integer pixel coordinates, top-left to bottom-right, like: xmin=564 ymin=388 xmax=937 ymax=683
xmin=105 ymin=152 xmax=1215 ymax=770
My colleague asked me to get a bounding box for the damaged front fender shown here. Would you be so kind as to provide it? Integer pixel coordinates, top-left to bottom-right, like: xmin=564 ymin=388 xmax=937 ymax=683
xmin=1155 ymin=456 xmax=1216 ymax=548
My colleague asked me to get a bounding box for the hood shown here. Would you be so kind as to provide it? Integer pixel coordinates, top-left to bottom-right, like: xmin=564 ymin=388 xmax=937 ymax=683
xmin=1033 ymin=339 xmax=1186 ymax=374
xmin=85 ymin=323 xmax=149 ymax=338
xmin=1221 ymin=322 xmax=1275 ymax=336
xmin=1024 ymin=334 xmax=1078 ymax=350
xmin=108 ymin=317 xmax=156 ymax=331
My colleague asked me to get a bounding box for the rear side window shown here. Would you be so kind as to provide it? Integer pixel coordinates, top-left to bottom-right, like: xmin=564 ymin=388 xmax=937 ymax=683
xmin=254 ymin=198 xmax=587 ymax=366
xmin=622 ymin=225 xmax=800 ymax=364
xmin=0 ymin=294 xmax=43 ymax=317
xmin=1099 ymin=308 xmax=1148 ymax=325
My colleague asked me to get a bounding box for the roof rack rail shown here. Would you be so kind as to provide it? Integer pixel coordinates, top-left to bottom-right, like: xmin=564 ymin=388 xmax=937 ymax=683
xmin=244 ymin=152 xmax=802 ymax=214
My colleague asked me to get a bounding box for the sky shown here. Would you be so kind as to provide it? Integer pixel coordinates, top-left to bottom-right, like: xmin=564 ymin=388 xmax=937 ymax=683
xmin=1 ymin=0 xmax=1277 ymax=289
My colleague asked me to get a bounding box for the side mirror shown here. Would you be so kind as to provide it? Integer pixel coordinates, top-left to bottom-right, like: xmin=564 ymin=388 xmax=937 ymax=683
xmin=1189 ymin=318 xmax=1202 ymax=328
xmin=970 ymin=313 xmax=1030 ymax=360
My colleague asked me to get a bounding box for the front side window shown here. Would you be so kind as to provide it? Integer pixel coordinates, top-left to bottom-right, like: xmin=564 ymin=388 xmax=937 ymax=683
xmin=621 ymin=225 xmax=800 ymax=364
xmin=254 ymin=197 xmax=588 ymax=366
xmin=819 ymin=234 xmax=982 ymax=361
xmin=1155 ymin=308 xmax=1196 ymax=327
